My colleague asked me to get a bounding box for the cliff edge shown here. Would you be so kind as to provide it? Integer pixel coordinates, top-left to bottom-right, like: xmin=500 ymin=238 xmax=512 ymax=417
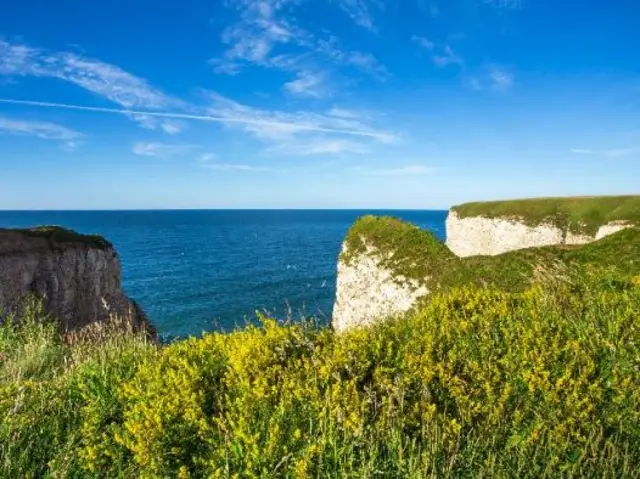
xmin=0 ymin=226 xmax=155 ymax=337
xmin=447 ymin=195 xmax=640 ymax=257
xmin=334 ymin=195 xmax=640 ymax=332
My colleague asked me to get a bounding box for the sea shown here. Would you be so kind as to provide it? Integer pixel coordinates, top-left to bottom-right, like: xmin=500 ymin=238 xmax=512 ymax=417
xmin=0 ymin=210 xmax=447 ymax=340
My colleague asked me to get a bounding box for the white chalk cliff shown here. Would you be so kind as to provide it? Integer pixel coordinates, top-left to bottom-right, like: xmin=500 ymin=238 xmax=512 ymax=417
xmin=333 ymin=243 xmax=428 ymax=333
xmin=445 ymin=211 xmax=631 ymax=257
xmin=333 ymin=206 xmax=636 ymax=332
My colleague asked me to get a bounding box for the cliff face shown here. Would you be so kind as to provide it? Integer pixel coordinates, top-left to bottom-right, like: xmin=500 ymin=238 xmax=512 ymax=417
xmin=446 ymin=211 xmax=631 ymax=257
xmin=333 ymin=243 xmax=428 ymax=333
xmin=0 ymin=227 xmax=154 ymax=337
xmin=333 ymin=196 xmax=640 ymax=332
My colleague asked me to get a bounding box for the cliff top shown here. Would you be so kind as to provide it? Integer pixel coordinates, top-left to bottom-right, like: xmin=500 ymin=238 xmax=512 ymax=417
xmin=450 ymin=195 xmax=640 ymax=235
xmin=341 ymin=215 xmax=640 ymax=292
xmin=0 ymin=226 xmax=112 ymax=255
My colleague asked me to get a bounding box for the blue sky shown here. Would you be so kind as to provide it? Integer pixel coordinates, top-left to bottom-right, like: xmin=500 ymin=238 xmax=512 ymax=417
xmin=0 ymin=0 xmax=638 ymax=209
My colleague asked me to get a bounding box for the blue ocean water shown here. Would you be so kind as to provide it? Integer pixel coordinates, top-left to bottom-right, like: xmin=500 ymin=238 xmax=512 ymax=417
xmin=0 ymin=210 xmax=447 ymax=339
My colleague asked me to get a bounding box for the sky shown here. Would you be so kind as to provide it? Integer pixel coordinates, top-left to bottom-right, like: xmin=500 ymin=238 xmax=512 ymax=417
xmin=0 ymin=0 xmax=638 ymax=210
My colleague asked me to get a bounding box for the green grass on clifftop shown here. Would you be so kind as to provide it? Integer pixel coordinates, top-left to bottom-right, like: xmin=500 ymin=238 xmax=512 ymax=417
xmin=11 ymin=226 xmax=112 ymax=249
xmin=342 ymin=215 xmax=640 ymax=293
xmin=451 ymin=195 xmax=640 ymax=235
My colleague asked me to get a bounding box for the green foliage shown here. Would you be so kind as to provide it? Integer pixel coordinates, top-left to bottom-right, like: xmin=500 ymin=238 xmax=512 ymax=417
xmin=343 ymin=215 xmax=640 ymax=295
xmin=0 ymin=306 xmax=154 ymax=478
xmin=7 ymin=225 xmax=112 ymax=249
xmin=2 ymin=270 xmax=639 ymax=477
xmin=451 ymin=195 xmax=640 ymax=235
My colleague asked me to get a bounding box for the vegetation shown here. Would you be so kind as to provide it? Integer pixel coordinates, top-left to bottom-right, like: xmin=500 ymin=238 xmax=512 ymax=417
xmin=451 ymin=195 xmax=640 ymax=235
xmin=5 ymin=226 xmax=112 ymax=249
xmin=1 ymin=267 xmax=639 ymax=478
xmin=342 ymin=215 xmax=640 ymax=292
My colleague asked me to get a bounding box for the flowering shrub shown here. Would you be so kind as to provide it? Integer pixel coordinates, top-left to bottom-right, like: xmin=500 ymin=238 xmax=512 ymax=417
xmin=1 ymin=269 xmax=639 ymax=477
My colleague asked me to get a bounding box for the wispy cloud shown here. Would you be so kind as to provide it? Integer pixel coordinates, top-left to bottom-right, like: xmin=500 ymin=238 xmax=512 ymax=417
xmin=269 ymin=138 xmax=371 ymax=156
xmin=412 ymin=35 xmax=435 ymax=51
xmin=0 ymin=40 xmax=183 ymax=132
xmin=469 ymin=65 xmax=514 ymax=90
xmin=212 ymin=1 xmax=388 ymax=84
xmin=316 ymin=37 xmax=389 ymax=80
xmin=0 ymin=98 xmax=398 ymax=143
xmin=203 ymin=92 xmax=399 ymax=143
xmin=198 ymin=152 xmax=273 ymax=172
xmin=335 ymin=0 xmax=384 ymax=32
xmin=0 ymin=116 xmax=82 ymax=142
xmin=484 ymin=0 xmax=523 ymax=9
xmin=284 ymin=71 xmax=328 ymax=98
xmin=0 ymin=40 xmax=176 ymax=110
xmin=488 ymin=65 xmax=514 ymax=89
xmin=354 ymin=165 xmax=435 ymax=176
xmin=132 ymin=115 xmax=185 ymax=135
xmin=201 ymin=162 xmax=273 ymax=172
xmin=132 ymin=142 xmax=195 ymax=158
xmin=413 ymin=37 xmax=463 ymax=68
xmin=571 ymin=147 xmax=640 ymax=158
xmin=432 ymin=45 xmax=463 ymax=68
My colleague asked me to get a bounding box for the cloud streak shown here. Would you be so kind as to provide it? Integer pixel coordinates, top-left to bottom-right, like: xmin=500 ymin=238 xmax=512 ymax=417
xmin=0 ymin=116 xmax=82 ymax=141
xmin=0 ymin=98 xmax=397 ymax=141
xmin=132 ymin=142 xmax=195 ymax=158
xmin=284 ymin=71 xmax=328 ymax=98
xmin=335 ymin=0 xmax=384 ymax=32
xmin=571 ymin=147 xmax=640 ymax=158
xmin=0 ymin=40 xmax=177 ymax=110
xmin=354 ymin=165 xmax=435 ymax=176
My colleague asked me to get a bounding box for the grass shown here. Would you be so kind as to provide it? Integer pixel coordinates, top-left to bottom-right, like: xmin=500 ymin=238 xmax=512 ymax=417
xmin=1 ymin=226 xmax=112 ymax=250
xmin=342 ymin=215 xmax=640 ymax=293
xmin=450 ymin=195 xmax=640 ymax=235
xmin=1 ymin=267 xmax=639 ymax=477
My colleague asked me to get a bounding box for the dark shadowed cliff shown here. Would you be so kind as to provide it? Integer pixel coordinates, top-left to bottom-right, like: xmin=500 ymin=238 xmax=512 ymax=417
xmin=0 ymin=226 xmax=155 ymax=338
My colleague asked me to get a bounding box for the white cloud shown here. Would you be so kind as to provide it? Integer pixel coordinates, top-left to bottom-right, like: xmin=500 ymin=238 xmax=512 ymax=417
xmin=488 ymin=65 xmax=514 ymax=89
xmin=0 ymin=41 xmax=176 ymax=110
xmin=132 ymin=142 xmax=195 ymax=158
xmin=284 ymin=70 xmax=328 ymax=98
xmin=412 ymin=35 xmax=435 ymax=51
xmin=0 ymin=116 xmax=82 ymax=141
xmin=355 ymin=165 xmax=435 ymax=176
xmin=213 ymin=1 xmax=388 ymax=84
xmin=316 ymin=38 xmax=389 ymax=80
xmin=203 ymin=91 xmax=398 ymax=143
xmin=0 ymin=97 xmax=399 ymax=144
xmin=432 ymin=45 xmax=463 ymax=68
xmin=130 ymin=114 xmax=185 ymax=135
xmin=201 ymin=162 xmax=273 ymax=172
xmin=198 ymin=153 xmax=273 ymax=171
xmin=469 ymin=65 xmax=515 ymax=90
xmin=571 ymin=147 xmax=639 ymax=158
xmin=0 ymin=40 xmax=184 ymax=133
xmin=270 ymin=138 xmax=371 ymax=155
xmin=484 ymin=0 xmax=523 ymax=9
xmin=327 ymin=107 xmax=363 ymax=119
xmin=335 ymin=0 xmax=384 ymax=32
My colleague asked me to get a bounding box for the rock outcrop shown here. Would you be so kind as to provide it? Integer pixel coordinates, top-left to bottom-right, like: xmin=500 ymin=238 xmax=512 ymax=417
xmin=333 ymin=243 xmax=429 ymax=333
xmin=333 ymin=196 xmax=640 ymax=332
xmin=0 ymin=226 xmax=155 ymax=337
